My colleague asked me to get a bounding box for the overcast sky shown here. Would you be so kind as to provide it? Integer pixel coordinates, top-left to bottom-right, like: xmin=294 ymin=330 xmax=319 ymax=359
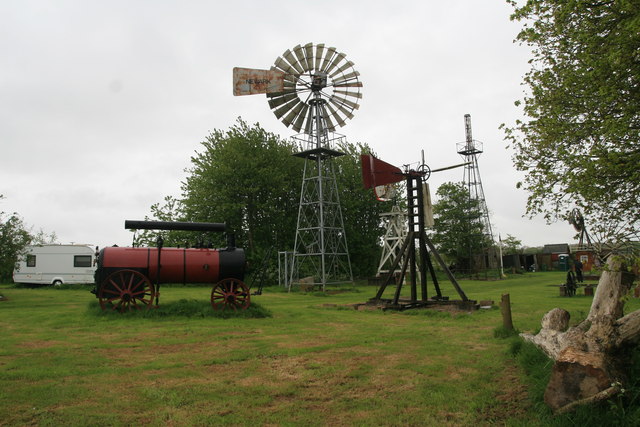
xmin=1 ymin=0 xmax=578 ymax=250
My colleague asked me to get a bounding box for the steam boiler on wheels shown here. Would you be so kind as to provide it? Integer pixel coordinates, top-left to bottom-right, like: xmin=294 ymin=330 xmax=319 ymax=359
xmin=93 ymin=220 xmax=249 ymax=312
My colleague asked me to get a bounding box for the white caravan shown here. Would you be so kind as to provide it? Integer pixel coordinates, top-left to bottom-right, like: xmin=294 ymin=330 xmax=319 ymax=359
xmin=13 ymin=244 xmax=97 ymax=285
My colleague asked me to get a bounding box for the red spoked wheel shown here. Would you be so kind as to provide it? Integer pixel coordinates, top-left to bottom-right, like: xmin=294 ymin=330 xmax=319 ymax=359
xmin=211 ymin=278 xmax=250 ymax=310
xmin=98 ymin=269 xmax=156 ymax=312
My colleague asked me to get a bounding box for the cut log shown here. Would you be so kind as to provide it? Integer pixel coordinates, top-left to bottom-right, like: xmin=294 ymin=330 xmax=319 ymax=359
xmin=521 ymin=257 xmax=638 ymax=412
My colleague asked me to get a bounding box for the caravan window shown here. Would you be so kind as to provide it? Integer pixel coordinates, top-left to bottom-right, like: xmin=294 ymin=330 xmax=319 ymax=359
xmin=74 ymin=255 xmax=92 ymax=268
xmin=26 ymin=255 xmax=36 ymax=267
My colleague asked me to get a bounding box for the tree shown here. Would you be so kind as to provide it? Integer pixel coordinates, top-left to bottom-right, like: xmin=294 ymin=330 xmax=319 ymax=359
xmin=503 ymin=0 xmax=640 ymax=243
xmin=505 ymin=2 xmax=640 ymax=411
xmin=132 ymin=196 xmax=193 ymax=248
xmin=501 ymin=234 xmax=523 ymax=255
xmin=181 ymin=119 xmax=301 ymax=265
xmin=430 ymin=182 xmax=491 ymax=272
xmin=0 ymin=196 xmax=32 ymax=282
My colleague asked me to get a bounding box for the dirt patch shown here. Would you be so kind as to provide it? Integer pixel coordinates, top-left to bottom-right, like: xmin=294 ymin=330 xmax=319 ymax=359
xmin=17 ymin=340 xmax=65 ymax=349
xmin=476 ymin=362 xmax=532 ymax=423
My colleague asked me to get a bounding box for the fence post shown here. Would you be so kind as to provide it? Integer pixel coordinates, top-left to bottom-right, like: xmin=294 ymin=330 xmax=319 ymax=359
xmin=501 ymin=293 xmax=514 ymax=331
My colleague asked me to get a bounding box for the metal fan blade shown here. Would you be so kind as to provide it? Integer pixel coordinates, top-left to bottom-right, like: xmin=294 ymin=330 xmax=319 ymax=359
xmin=320 ymin=105 xmax=336 ymax=132
xmin=329 ymin=98 xmax=354 ymax=119
xmin=319 ymin=47 xmax=337 ymax=72
xmin=331 ymin=95 xmax=360 ymax=110
xmin=332 ymin=70 xmax=359 ymax=83
xmin=332 ymin=74 xmax=360 ymax=86
xmin=324 ymin=102 xmax=347 ymax=127
xmin=283 ymin=49 xmax=304 ymax=74
xmin=303 ymin=108 xmax=314 ymax=134
xmin=282 ymin=102 xmax=305 ymax=127
xmin=329 ymin=60 xmax=354 ymax=78
xmin=334 ymin=89 xmax=362 ymax=99
xmin=273 ymin=57 xmax=297 ymax=75
xmin=304 ymin=43 xmax=314 ymax=72
xmin=293 ymin=44 xmax=310 ymax=72
xmin=273 ymin=98 xmax=300 ymax=119
xmin=325 ymin=51 xmax=346 ymax=74
xmin=430 ymin=162 xmax=472 ymax=173
xmin=291 ymin=104 xmax=309 ymax=132
xmin=333 ymin=81 xmax=363 ymax=88
xmin=267 ymin=92 xmax=297 ymax=109
xmin=266 ymin=90 xmax=296 ymax=100
xmin=314 ymin=43 xmax=325 ymax=70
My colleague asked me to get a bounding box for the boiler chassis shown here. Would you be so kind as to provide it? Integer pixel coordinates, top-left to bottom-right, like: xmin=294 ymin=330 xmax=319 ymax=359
xmin=93 ymin=220 xmax=250 ymax=312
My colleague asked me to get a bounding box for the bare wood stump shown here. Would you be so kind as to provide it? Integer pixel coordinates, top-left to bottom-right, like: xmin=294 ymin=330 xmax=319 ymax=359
xmin=521 ymin=257 xmax=637 ymax=412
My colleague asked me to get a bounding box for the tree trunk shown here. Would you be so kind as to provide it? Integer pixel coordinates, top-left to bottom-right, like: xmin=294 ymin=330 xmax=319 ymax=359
xmin=521 ymin=257 xmax=637 ymax=413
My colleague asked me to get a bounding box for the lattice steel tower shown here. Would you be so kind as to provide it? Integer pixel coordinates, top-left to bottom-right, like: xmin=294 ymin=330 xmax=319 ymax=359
xmin=456 ymin=114 xmax=495 ymax=269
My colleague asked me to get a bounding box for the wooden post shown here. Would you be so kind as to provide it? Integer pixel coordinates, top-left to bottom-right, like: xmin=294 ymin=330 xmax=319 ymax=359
xmin=501 ymin=293 xmax=514 ymax=331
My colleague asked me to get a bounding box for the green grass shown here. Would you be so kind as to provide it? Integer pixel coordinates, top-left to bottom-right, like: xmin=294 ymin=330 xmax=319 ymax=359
xmin=1 ymin=272 xmax=639 ymax=426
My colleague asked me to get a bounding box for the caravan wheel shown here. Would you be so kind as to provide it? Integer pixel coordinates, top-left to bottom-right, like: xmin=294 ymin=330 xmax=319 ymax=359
xmin=52 ymin=280 xmax=62 ymax=287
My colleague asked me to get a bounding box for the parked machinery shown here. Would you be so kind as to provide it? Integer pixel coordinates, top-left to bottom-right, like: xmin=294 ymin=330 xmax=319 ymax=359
xmin=93 ymin=220 xmax=249 ymax=312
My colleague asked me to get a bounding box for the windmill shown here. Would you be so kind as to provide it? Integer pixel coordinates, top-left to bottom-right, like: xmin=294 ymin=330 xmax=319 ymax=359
xmin=362 ymin=154 xmax=475 ymax=310
xmin=569 ymin=208 xmax=593 ymax=249
xmin=233 ymin=43 xmax=362 ymax=291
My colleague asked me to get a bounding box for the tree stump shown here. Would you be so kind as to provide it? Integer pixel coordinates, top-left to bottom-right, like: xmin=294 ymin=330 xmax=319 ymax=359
xmin=521 ymin=257 xmax=637 ymax=413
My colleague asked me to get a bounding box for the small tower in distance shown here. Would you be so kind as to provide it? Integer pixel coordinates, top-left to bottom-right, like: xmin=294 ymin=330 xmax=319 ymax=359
xmin=456 ymin=114 xmax=495 ymax=274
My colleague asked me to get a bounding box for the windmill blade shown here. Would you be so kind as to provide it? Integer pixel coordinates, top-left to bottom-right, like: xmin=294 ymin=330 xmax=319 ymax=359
xmin=320 ymin=104 xmax=336 ymax=132
xmin=293 ymin=44 xmax=310 ymax=72
xmin=328 ymin=97 xmax=354 ymax=120
xmin=304 ymin=43 xmax=314 ymax=72
xmin=291 ymin=103 xmax=310 ymax=132
xmin=324 ymin=102 xmax=347 ymax=127
xmin=314 ymin=43 xmax=325 ymax=70
xmin=273 ymin=57 xmax=295 ymax=75
xmin=282 ymin=102 xmax=305 ymax=128
xmin=267 ymin=92 xmax=297 ymax=109
xmin=333 ymin=81 xmax=363 ymax=88
xmin=273 ymin=98 xmax=301 ymax=119
xmin=283 ymin=49 xmax=305 ymax=74
xmin=331 ymin=95 xmax=360 ymax=110
xmin=329 ymin=60 xmax=354 ymax=78
xmin=332 ymin=70 xmax=360 ymax=83
xmin=266 ymin=87 xmax=297 ymax=99
xmin=319 ymin=47 xmax=337 ymax=72
xmin=325 ymin=51 xmax=346 ymax=74
xmin=430 ymin=162 xmax=472 ymax=173
xmin=334 ymin=89 xmax=362 ymax=99
xmin=303 ymin=108 xmax=315 ymax=134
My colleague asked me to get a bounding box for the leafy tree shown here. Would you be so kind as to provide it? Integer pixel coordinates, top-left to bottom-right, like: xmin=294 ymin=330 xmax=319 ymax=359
xmin=430 ymin=182 xmax=490 ymax=271
xmin=181 ymin=118 xmax=301 ymax=262
xmin=501 ymin=234 xmax=523 ymax=255
xmin=131 ymin=196 xmax=194 ymax=248
xmin=504 ymin=1 xmax=640 ymax=244
xmin=0 ymin=196 xmax=32 ymax=282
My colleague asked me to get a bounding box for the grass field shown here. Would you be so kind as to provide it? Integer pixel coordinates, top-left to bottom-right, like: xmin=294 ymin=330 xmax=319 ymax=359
xmin=1 ymin=272 xmax=639 ymax=426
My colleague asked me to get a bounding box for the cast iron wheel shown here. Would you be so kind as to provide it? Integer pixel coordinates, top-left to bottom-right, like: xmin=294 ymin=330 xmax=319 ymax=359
xmin=98 ymin=269 xmax=155 ymax=312
xmin=211 ymin=278 xmax=250 ymax=310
